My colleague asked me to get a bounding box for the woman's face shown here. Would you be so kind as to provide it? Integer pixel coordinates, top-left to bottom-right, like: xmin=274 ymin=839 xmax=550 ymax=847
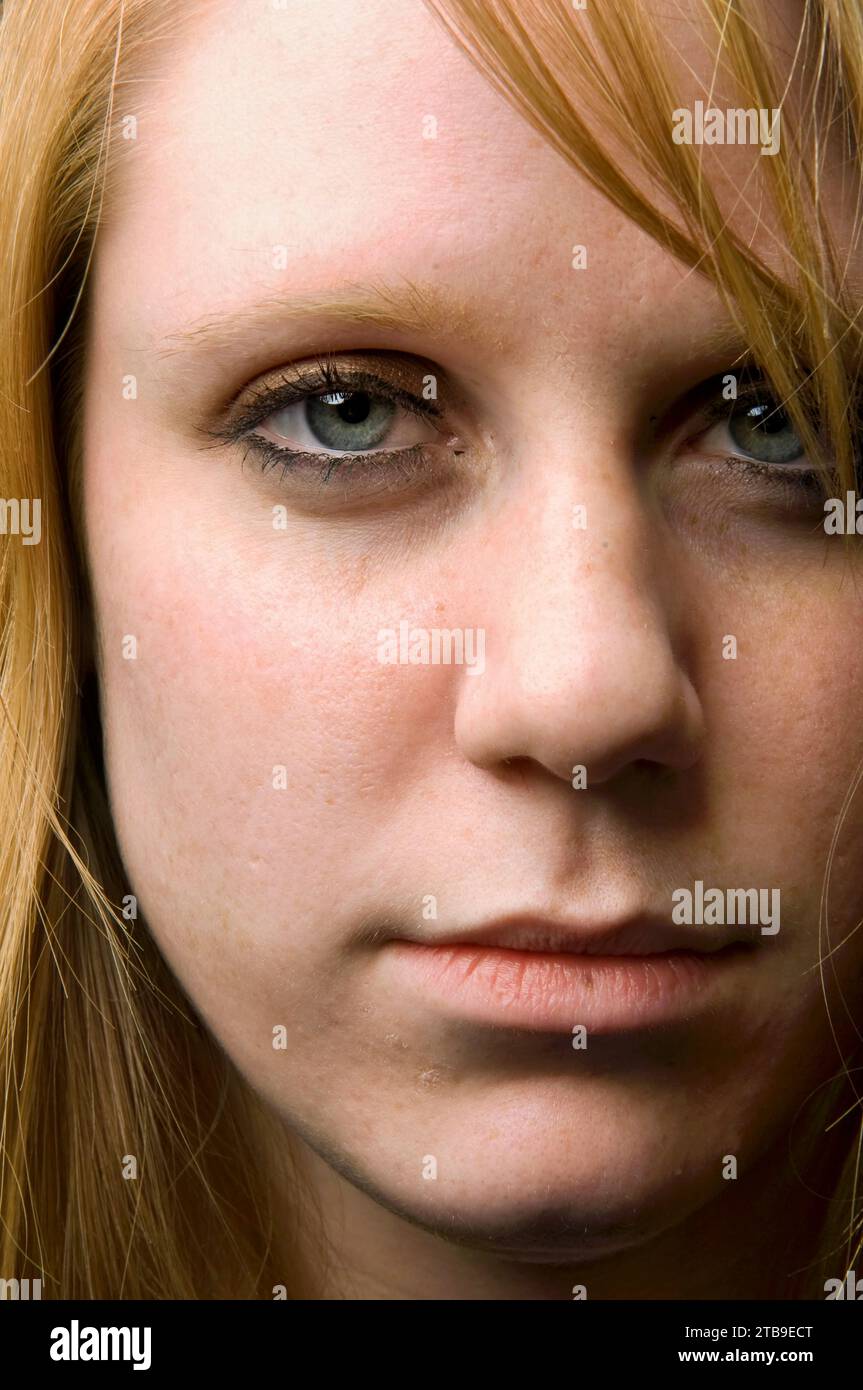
xmin=81 ymin=0 xmax=863 ymax=1282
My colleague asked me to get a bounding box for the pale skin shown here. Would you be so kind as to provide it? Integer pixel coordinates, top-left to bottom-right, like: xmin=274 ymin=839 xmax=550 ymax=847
xmin=80 ymin=0 xmax=863 ymax=1297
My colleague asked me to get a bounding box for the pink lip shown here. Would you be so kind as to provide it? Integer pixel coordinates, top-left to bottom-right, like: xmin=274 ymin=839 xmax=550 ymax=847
xmin=384 ymin=929 xmax=753 ymax=1033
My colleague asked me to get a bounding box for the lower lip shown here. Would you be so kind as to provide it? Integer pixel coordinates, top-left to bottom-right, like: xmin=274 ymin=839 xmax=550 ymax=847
xmin=385 ymin=941 xmax=747 ymax=1033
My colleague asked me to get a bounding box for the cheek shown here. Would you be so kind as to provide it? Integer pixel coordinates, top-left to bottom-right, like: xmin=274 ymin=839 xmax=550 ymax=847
xmin=693 ymin=564 xmax=863 ymax=959
xmin=87 ymin=500 xmax=459 ymax=963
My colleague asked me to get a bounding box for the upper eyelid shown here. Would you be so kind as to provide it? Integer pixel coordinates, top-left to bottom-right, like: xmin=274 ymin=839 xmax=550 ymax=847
xmin=668 ymin=371 xmax=790 ymax=442
xmin=705 ymin=375 xmax=783 ymax=410
xmin=205 ymin=357 xmax=449 ymax=447
xmin=696 ymin=382 xmax=777 ymax=429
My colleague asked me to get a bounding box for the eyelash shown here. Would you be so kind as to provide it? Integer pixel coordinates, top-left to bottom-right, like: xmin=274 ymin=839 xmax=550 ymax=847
xmin=207 ymin=358 xmax=832 ymax=499
xmin=209 ymin=357 xmax=451 ymax=485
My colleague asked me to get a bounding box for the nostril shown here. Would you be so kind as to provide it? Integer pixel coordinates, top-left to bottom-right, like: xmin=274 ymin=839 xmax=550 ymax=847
xmin=500 ymin=755 xmax=533 ymax=786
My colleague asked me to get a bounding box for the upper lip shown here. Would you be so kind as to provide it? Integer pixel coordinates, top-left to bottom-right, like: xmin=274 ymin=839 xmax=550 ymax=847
xmin=409 ymin=913 xmax=748 ymax=956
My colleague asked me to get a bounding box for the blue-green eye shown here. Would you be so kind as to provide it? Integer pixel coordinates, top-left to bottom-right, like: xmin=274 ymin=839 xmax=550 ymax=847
xmin=270 ymin=389 xmax=398 ymax=453
xmin=204 ymin=355 xmax=463 ymax=497
xmin=244 ymin=364 xmax=444 ymax=467
xmin=728 ymin=398 xmax=804 ymax=464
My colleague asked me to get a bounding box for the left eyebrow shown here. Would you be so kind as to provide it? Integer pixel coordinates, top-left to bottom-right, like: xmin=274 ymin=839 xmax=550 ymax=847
xmin=154 ymin=276 xmax=498 ymax=363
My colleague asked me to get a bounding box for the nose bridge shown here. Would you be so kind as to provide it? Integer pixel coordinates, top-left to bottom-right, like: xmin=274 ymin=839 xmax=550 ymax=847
xmin=519 ymin=475 xmax=657 ymax=647
xmin=511 ymin=490 xmax=676 ymax=706
xmin=452 ymin=470 xmax=703 ymax=783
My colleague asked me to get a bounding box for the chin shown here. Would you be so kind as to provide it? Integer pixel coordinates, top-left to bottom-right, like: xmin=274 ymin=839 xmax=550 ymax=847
xmin=356 ymin=1169 xmax=701 ymax=1264
xmin=303 ymin=1112 xmax=719 ymax=1264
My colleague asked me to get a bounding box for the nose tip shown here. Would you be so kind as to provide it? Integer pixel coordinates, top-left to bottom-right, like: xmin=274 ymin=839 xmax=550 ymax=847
xmin=565 ymin=655 xmax=704 ymax=786
xmin=452 ymin=573 xmax=705 ymax=789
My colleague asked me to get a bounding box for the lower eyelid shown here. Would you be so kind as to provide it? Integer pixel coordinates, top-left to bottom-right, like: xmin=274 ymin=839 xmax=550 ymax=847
xmin=244 ymin=437 xmax=446 ymax=488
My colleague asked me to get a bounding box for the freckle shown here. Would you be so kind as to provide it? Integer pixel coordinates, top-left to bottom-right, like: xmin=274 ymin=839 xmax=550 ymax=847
xmin=435 ymin=601 xmax=445 ymax=614
xmin=325 ymin=796 xmax=335 ymax=805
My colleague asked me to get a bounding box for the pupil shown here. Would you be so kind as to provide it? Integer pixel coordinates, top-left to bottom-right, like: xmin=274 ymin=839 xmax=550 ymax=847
xmin=325 ymin=390 xmax=370 ymax=424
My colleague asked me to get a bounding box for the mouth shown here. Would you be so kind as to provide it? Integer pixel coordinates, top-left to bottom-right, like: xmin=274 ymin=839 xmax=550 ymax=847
xmin=419 ymin=913 xmax=745 ymax=956
xmin=384 ymin=914 xmax=755 ymax=1033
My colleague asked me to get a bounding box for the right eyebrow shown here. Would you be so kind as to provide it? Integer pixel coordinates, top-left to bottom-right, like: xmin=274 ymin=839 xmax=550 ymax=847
xmin=154 ymin=275 xmax=503 ymax=364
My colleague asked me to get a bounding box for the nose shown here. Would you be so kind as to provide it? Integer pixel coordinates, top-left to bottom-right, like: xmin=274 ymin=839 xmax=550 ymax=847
xmin=453 ymin=485 xmax=704 ymax=788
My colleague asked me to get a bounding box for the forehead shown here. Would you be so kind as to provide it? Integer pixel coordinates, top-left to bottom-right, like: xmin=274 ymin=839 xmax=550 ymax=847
xmin=102 ymin=0 xmax=562 ymax=306
xmin=91 ymin=0 xmax=827 ymax=378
